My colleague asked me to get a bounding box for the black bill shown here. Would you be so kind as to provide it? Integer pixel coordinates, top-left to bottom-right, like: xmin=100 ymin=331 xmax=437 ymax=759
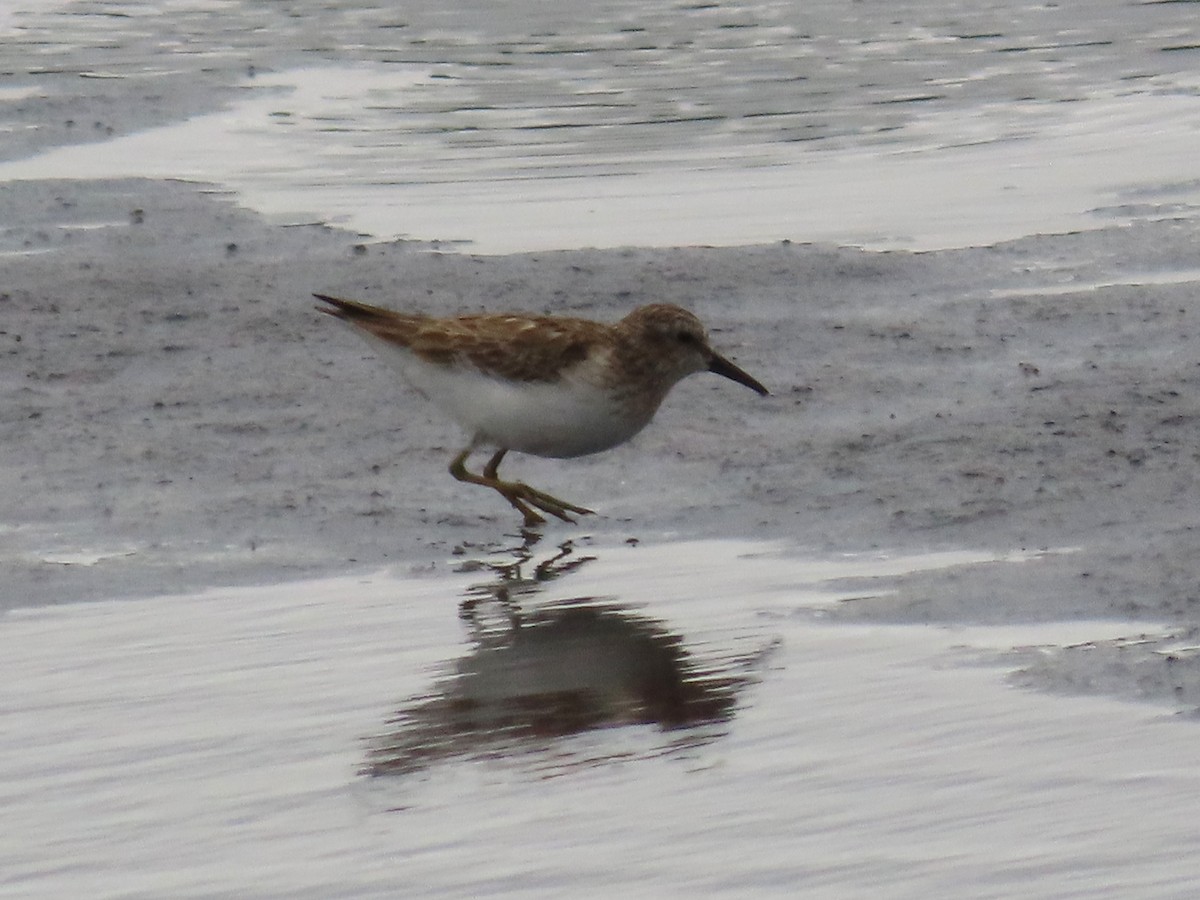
xmin=708 ymin=352 xmax=769 ymax=396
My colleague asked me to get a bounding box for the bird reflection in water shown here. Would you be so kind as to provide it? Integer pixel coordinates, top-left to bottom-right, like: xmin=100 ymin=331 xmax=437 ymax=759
xmin=364 ymin=533 xmax=761 ymax=777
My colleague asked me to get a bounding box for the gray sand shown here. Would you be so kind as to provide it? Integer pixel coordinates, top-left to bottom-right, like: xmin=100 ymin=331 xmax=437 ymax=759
xmin=11 ymin=5 xmax=1200 ymax=896
xmin=4 ymin=0 xmax=1200 ymax=713
xmin=6 ymin=179 xmax=1200 ymax=644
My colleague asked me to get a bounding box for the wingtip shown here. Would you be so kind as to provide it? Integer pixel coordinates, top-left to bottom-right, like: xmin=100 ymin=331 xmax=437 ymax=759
xmin=313 ymin=293 xmax=355 ymax=319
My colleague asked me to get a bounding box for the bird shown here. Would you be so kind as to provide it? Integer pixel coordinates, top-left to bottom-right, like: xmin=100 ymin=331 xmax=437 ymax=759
xmin=315 ymin=293 xmax=768 ymax=526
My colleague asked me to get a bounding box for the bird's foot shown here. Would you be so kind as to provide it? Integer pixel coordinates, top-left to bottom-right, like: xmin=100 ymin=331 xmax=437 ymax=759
xmin=451 ymin=448 xmax=593 ymax=527
xmin=494 ymin=480 xmax=593 ymax=527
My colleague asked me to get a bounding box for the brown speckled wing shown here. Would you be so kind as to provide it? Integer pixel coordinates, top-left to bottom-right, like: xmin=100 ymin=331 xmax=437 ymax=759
xmin=315 ymin=295 xmax=603 ymax=383
xmin=413 ymin=315 xmax=602 ymax=383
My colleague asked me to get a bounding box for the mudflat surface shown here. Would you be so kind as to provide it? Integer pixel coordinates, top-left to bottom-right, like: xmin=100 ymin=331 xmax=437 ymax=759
xmin=3 ymin=0 xmax=1200 ymax=732
xmin=5 ymin=2 xmax=1200 ymax=895
xmin=6 ymin=177 xmax=1200 ymax=698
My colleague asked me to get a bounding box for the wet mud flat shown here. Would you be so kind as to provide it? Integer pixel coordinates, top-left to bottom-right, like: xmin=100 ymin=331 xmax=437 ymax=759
xmin=5 ymin=1 xmax=1200 ymax=894
xmin=4 ymin=177 xmax=1200 ymax=711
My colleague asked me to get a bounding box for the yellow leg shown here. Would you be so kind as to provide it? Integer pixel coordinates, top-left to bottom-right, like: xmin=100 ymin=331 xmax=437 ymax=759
xmin=450 ymin=448 xmax=593 ymax=526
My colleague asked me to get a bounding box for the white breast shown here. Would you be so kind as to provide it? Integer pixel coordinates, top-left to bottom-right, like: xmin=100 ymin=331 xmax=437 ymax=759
xmin=369 ymin=338 xmax=654 ymax=459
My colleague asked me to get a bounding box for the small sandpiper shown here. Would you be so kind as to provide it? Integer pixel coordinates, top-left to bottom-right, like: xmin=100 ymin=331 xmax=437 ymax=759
xmin=315 ymin=294 xmax=768 ymax=526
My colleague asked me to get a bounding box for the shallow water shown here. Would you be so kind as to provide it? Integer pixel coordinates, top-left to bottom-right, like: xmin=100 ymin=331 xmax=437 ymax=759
xmin=2 ymin=0 xmax=1198 ymax=250
xmin=4 ymin=537 xmax=1195 ymax=897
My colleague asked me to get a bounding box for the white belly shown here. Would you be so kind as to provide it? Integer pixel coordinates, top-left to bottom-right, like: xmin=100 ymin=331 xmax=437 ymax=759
xmin=376 ymin=341 xmax=653 ymax=458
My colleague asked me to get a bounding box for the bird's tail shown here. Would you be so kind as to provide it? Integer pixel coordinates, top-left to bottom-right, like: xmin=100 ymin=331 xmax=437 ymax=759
xmin=313 ymin=293 xmax=395 ymax=323
xmin=314 ymin=293 xmax=433 ymax=351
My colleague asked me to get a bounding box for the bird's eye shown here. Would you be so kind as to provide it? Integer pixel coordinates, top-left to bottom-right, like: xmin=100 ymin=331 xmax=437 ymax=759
xmin=675 ymin=330 xmax=698 ymax=345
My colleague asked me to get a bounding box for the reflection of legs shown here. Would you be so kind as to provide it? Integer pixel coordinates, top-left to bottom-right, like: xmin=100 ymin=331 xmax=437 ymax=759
xmin=459 ymin=584 xmax=522 ymax=635
xmin=450 ymin=448 xmax=593 ymax=527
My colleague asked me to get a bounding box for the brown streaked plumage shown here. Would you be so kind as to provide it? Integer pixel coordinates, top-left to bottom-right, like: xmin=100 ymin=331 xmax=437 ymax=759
xmin=315 ymin=293 xmax=768 ymax=526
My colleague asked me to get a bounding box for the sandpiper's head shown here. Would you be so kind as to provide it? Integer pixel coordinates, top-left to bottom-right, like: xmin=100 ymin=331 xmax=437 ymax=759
xmin=619 ymin=304 xmax=769 ymax=396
